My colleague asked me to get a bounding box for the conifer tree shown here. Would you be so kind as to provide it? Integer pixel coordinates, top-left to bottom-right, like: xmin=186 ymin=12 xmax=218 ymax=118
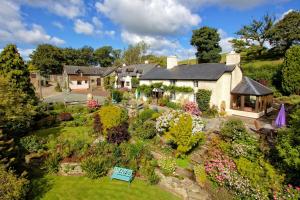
xmin=0 ymin=44 xmax=36 ymax=101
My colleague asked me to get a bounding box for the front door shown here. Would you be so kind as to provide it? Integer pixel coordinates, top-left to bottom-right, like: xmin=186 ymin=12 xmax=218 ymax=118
xmin=96 ymin=78 xmax=101 ymax=86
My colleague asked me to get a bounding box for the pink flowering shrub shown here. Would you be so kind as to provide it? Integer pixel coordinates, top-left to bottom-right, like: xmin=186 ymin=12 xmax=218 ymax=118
xmin=274 ymin=184 xmax=300 ymax=200
xmin=205 ymin=149 xmax=261 ymax=199
xmin=87 ymin=99 xmax=99 ymax=110
xmin=183 ymin=101 xmax=201 ymax=116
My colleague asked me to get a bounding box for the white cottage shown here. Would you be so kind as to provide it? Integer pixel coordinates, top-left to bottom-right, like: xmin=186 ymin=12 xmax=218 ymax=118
xmin=139 ymin=52 xmax=273 ymax=118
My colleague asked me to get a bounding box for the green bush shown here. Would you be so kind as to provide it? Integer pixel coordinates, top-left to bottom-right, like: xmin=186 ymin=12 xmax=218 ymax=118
xmin=20 ymin=135 xmax=44 ymax=153
xmin=194 ymin=164 xmax=207 ymax=187
xmin=165 ymin=114 xmax=205 ymax=156
xmin=158 ymin=157 xmax=176 ymax=176
xmin=0 ymin=165 xmax=29 ymax=200
xmin=81 ymin=156 xmax=112 ymax=179
xmin=196 ymin=89 xmax=212 ymax=111
xmin=220 ymin=119 xmax=248 ymax=141
xmin=166 ymin=102 xmax=181 ymax=109
xmin=133 ymin=120 xmax=157 ymax=140
xmin=112 ymin=90 xmax=123 ymax=103
xmin=203 ymin=105 xmax=218 ymax=118
xmin=99 ymin=105 xmax=128 ymax=135
xmin=236 ymin=157 xmax=284 ymax=198
xmin=138 ymin=109 xmax=156 ymax=122
xmin=54 ymin=82 xmax=62 ymax=92
xmin=44 ymin=153 xmax=61 ymax=174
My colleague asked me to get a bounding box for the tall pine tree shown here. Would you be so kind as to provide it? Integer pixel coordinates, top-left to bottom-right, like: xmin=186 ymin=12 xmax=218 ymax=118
xmin=191 ymin=27 xmax=222 ymax=63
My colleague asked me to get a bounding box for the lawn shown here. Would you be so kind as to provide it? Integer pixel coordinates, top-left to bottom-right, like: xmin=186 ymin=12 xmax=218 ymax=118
xmin=31 ymin=176 xmax=180 ymax=200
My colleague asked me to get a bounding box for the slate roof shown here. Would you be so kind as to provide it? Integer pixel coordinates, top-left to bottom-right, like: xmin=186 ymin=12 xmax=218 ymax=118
xmin=140 ymin=63 xmax=235 ymax=81
xmin=231 ymin=76 xmax=273 ymax=96
xmin=117 ymin=64 xmax=157 ymax=78
xmin=64 ymin=65 xmax=116 ymax=76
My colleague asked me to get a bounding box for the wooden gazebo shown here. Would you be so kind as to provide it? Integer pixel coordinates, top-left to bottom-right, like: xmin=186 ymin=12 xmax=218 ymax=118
xmin=231 ymin=77 xmax=273 ymax=115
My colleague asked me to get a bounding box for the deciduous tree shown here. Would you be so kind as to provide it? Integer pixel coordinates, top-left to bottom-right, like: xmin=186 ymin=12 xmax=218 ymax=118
xmin=94 ymin=46 xmax=115 ymax=67
xmin=269 ymin=10 xmax=300 ymax=52
xmin=190 ymin=26 xmax=221 ymax=63
xmin=30 ymin=44 xmax=64 ymax=76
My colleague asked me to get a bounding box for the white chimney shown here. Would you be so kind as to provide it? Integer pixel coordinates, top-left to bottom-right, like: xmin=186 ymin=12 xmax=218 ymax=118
xmin=144 ymin=60 xmax=149 ymax=64
xmin=226 ymin=51 xmax=240 ymax=66
xmin=167 ymin=56 xmax=178 ymax=69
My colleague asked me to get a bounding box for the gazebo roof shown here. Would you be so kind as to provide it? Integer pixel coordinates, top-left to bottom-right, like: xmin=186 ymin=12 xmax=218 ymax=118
xmin=231 ymin=76 xmax=273 ymax=96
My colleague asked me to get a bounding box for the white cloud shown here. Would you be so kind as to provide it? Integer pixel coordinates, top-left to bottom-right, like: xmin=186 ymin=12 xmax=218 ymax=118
xmin=96 ymin=0 xmax=200 ymax=36
xmin=18 ymin=48 xmax=34 ymax=60
xmin=74 ymin=19 xmax=94 ymax=35
xmin=0 ymin=0 xmax=65 ymax=45
xmin=92 ymin=17 xmax=102 ymax=29
xmin=218 ymin=29 xmax=233 ymax=53
xmin=20 ymin=0 xmax=85 ymax=19
xmin=276 ymin=9 xmax=294 ymax=22
xmin=179 ymin=0 xmax=287 ymax=10
xmin=52 ymin=21 xmax=64 ymax=30
xmin=121 ymin=31 xmax=179 ymax=50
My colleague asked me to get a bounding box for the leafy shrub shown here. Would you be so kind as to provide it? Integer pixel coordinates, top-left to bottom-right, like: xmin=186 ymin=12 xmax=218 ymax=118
xmin=236 ymin=157 xmax=284 ymax=198
xmin=194 ymin=164 xmax=207 ymax=187
xmin=58 ymin=112 xmax=73 ymax=121
xmin=220 ymin=119 xmax=248 ymax=141
xmin=87 ymin=99 xmax=99 ymax=110
xmin=205 ymin=149 xmax=259 ymax=199
xmin=196 ymin=89 xmax=212 ymax=111
xmin=165 ymin=114 xmax=205 ymax=156
xmin=166 ymin=102 xmax=181 ymax=109
xmin=107 ymin=123 xmax=130 ymax=144
xmin=99 ymin=105 xmax=128 ymax=134
xmin=158 ymin=157 xmax=176 ymax=176
xmin=112 ymin=90 xmax=123 ymax=103
xmin=155 ymin=110 xmax=180 ymax=133
xmin=81 ymin=156 xmax=111 ymax=179
xmin=93 ymin=113 xmax=103 ymax=135
xmin=0 ymin=165 xmax=29 ymax=200
xmin=203 ymin=105 xmax=219 ymax=118
xmin=20 ymin=135 xmax=44 ymax=153
xmin=183 ymin=101 xmax=201 ymax=116
xmin=138 ymin=109 xmax=156 ymax=122
xmin=158 ymin=96 xmax=169 ymax=106
xmin=133 ymin=120 xmax=156 ymax=139
xmin=44 ymin=153 xmax=61 ymax=174
xmin=54 ymin=82 xmax=62 ymax=92
xmin=275 ymin=185 xmax=300 ymax=200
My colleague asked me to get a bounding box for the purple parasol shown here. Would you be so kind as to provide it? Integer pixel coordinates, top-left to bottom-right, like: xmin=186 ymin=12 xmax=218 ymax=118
xmin=275 ymin=104 xmax=286 ymax=128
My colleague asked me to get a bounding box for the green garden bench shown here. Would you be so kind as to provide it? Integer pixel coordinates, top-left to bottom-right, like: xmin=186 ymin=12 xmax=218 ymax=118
xmin=111 ymin=167 xmax=133 ymax=183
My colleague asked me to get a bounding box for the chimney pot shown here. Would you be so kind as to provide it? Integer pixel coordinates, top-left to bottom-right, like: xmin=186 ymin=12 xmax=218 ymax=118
xmin=167 ymin=56 xmax=178 ymax=69
xmin=226 ymin=51 xmax=240 ymax=66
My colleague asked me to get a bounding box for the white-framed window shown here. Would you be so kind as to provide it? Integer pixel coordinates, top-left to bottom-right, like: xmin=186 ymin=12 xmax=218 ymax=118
xmin=77 ymin=80 xmax=82 ymax=85
xmin=126 ymin=81 xmax=130 ymax=86
xmin=170 ymin=80 xmax=176 ymax=85
xmin=193 ymin=93 xmax=197 ymax=102
xmin=85 ymin=80 xmax=88 ymax=84
xmin=193 ymin=80 xmax=198 ymax=87
xmin=170 ymin=92 xmax=176 ymax=100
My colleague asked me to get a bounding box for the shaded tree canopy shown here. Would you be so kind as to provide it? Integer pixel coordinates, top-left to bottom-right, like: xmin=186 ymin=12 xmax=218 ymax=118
xmin=281 ymin=45 xmax=300 ymax=95
xmin=30 ymin=44 xmax=64 ymax=76
xmin=190 ymin=26 xmax=221 ymax=63
xmin=237 ymin=14 xmax=274 ymax=48
xmin=269 ymin=10 xmax=300 ymax=52
xmin=94 ymin=46 xmax=115 ymax=67
xmin=0 ymin=44 xmax=36 ymax=100
xmin=123 ymin=41 xmax=149 ymax=65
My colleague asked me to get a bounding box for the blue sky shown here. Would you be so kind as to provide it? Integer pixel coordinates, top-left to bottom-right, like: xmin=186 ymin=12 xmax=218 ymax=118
xmin=0 ymin=0 xmax=299 ymax=60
